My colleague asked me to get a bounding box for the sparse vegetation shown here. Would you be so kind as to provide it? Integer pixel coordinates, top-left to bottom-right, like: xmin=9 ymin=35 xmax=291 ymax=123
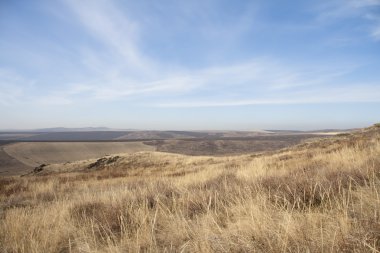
xmin=146 ymin=134 xmax=328 ymax=156
xmin=3 ymin=142 xmax=154 ymax=167
xmin=0 ymin=126 xmax=380 ymax=252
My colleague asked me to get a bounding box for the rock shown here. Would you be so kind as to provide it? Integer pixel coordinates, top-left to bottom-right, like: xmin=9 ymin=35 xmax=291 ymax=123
xmin=87 ymin=156 xmax=120 ymax=170
xmin=33 ymin=163 xmax=48 ymax=173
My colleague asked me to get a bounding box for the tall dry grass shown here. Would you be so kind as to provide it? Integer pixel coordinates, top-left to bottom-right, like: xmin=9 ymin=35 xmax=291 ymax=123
xmin=1 ymin=126 xmax=380 ymax=252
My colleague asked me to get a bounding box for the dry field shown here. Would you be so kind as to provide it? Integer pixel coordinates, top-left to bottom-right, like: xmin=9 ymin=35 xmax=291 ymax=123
xmin=0 ymin=125 xmax=380 ymax=252
xmin=3 ymin=142 xmax=155 ymax=167
xmin=146 ymin=134 xmax=325 ymax=156
xmin=0 ymin=147 xmax=30 ymax=176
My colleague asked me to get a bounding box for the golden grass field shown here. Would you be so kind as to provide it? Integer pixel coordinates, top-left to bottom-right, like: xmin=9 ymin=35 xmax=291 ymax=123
xmin=0 ymin=125 xmax=379 ymax=252
xmin=3 ymin=142 xmax=155 ymax=167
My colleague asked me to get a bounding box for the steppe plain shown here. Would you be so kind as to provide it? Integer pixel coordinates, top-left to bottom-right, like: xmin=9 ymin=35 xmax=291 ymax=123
xmin=2 ymin=126 xmax=379 ymax=252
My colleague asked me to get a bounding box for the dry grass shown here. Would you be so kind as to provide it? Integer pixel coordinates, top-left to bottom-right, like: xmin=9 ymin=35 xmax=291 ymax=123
xmin=1 ymin=125 xmax=380 ymax=252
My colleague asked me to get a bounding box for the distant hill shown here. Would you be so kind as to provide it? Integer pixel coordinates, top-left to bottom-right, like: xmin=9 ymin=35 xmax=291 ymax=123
xmin=0 ymin=127 xmax=354 ymax=142
xmin=0 ymin=130 xmax=271 ymax=141
xmin=0 ymin=127 xmax=137 ymax=133
xmin=32 ymin=127 xmax=113 ymax=132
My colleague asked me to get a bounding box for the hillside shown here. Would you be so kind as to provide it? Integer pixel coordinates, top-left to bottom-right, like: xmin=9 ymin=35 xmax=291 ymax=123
xmin=0 ymin=132 xmax=334 ymax=176
xmin=0 ymin=124 xmax=379 ymax=252
xmin=3 ymin=142 xmax=155 ymax=167
xmin=0 ymin=130 xmax=270 ymax=141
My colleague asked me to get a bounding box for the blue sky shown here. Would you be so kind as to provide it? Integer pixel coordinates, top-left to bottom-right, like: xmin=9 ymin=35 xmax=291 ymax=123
xmin=0 ymin=0 xmax=380 ymax=130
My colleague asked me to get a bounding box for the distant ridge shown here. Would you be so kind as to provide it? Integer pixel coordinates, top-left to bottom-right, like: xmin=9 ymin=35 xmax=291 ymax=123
xmin=266 ymin=128 xmax=356 ymax=134
xmin=32 ymin=127 xmax=114 ymax=132
xmin=0 ymin=127 xmax=136 ymax=133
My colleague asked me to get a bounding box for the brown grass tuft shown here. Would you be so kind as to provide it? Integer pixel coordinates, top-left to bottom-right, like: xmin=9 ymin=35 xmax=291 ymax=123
xmin=260 ymin=167 xmax=372 ymax=210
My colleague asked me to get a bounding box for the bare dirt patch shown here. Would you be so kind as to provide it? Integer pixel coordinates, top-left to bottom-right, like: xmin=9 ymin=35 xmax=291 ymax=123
xmin=0 ymin=146 xmax=31 ymax=176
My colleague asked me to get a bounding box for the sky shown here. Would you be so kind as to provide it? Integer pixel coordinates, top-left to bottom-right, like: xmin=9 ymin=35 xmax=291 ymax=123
xmin=0 ymin=0 xmax=380 ymax=130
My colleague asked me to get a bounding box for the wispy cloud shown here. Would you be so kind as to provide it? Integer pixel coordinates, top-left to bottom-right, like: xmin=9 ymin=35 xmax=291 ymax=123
xmin=366 ymin=12 xmax=380 ymax=40
xmin=156 ymin=84 xmax=380 ymax=108
xmin=372 ymin=26 xmax=380 ymax=40
xmin=316 ymin=0 xmax=380 ymax=19
xmin=315 ymin=0 xmax=380 ymax=41
xmin=16 ymin=0 xmax=367 ymax=107
xmin=45 ymin=57 xmax=361 ymax=104
xmin=0 ymin=69 xmax=30 ymax=106
xmin=64 ymin=0 xmax=154 ymax=76
xmin=37 ymin=51 xmax=376 ymax=107
xmin=2 ymin=0 xmax=379 ymax=109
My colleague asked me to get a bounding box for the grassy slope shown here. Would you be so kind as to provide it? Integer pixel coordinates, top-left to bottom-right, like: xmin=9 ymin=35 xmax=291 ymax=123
xmin=0 ymin=147 xmax=31 ymax=176
xmin=3 ymin=142 xmax=155 ymax=167
xmin=0 ymin=125 xmax=379 ymax=252
xmin=149 ymin=134 xmax=325 ymax=156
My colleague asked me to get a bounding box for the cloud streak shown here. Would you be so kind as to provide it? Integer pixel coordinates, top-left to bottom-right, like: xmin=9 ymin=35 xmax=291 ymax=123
xmin=0 ymin=69 xmax=30 ymax=106
xmin=155 ymin=84 xmax=380 ymax=108
xmin=315 ymin=0 xmax=380 ymax=41
xmin=64 ymin=0 xmax=151 ymax=73
xmin=11 ymin=0 xmax=368 ymax=108
xmin=2 ymin=0 xmax=379 ymax=109
xmin=43 ymin=58 xmax=366 ymax=105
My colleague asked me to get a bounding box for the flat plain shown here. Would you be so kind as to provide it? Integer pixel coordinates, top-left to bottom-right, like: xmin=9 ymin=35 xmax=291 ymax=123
xmin=0 ymin=146 xmax=30 ymax=176
xmin=0 ymin=130 xmax=334 ymax=176
xmin=146 ymin=134 xmax=326 ymax=156
xmin=3 ymin=142 xmax=155 ymax=168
